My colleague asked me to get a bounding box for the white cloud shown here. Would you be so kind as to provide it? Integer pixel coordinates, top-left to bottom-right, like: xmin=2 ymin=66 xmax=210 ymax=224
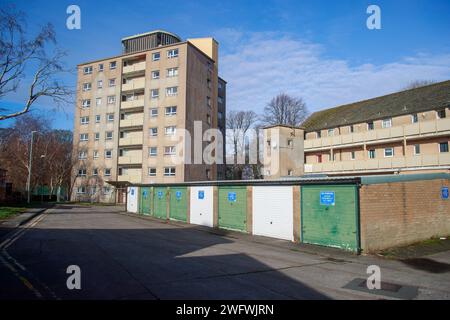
xmin=217 ymin=30 xmax=450 ymax=116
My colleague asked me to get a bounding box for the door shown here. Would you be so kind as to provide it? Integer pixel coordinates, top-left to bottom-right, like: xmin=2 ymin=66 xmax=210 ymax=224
xmin=218 ymin=186 xmax=247 ymax=232
xmin=301 ymin=185 xmax=359 ymax=251
xmin=252 ymin=186 xmax=293 ymax=241
xmin=140 ymin=187 xmax=152 ymax=215
xmin=190 ymin=186 xmax=214 ymax=227
xmin=169 ymin=187 xmax=187 ymax=222
xmin=153 ymin=187 xmax=167 ymax=219
xmin=127 ymin=187 xmax=139 ymax=213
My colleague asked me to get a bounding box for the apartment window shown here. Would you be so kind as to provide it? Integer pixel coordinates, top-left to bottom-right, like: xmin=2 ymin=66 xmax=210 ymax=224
xmin=109 ymin=61 xmax=117 ymax=70
xmin=351 ymin=151 xmax=356 ymax=160
xmin=80 ymin=116 xmax=89 ymax=125
xmin=148 ymin=147 xmax=157 ymax=157
xmin=90 ymin=186 xmax=97 ymax=195
xmin=207 ymin=96 xmax=211 ymax=107
xmin=78 ymin=169 xmax=87 ymax=176
xmin=287 ymin=139 xmax=293 ymax=147
xmin=151 ymin=89 xmax=159 ymax=99
xmin=78 ymin=151 xmax=87 ymax=159
xmin=151 ymin=70 xmax=160 ymax=79
xmin=218 ymin=97 xmax=224 ymax=104
xmin=150 ymin=108 xmax=158 ymax=117
xmin=96 ymin=98 xmax=102 ymax=106
xmin=81 ymin=99 xmax=91 ymax=108
xmin=148 ymin=168 xmax=157 ymax=177
xmin=384 ymin=147 xmax=394 ymax=157
xmin=164 ymin=167 xmax=176 ymax=176
xmin=412 ymin=113 xmax=419 ymax=123
xmin=149 ymin=127 xmax=158 ymax=137
xmin=382 ymin=118 xmax=392 ymax=128
xmin=206 ymin=169 xmax=211 ymax=180
xmin=105 ymin=150 xmax=112 ymax=159
xmin=104 ymin=168 xmax=111 ymax=176
xmin=167 ymin=49 xmax=179 ymax=58
xmin=164 ymin=146 xmax=176 ymax=155
xmin=165 ymin=106 xmax=177 ymax=116
xmin=414 ymin=144 xmax=421 ymax=155
xmin=439 ymin=142 xmax=449 ymax=153
xmin=317 ymin=154 xmax=322 ymax=163
xmin=328 ymin=129 xmax=334 ymax=136
xmin=152 ymin=52 xmax=160 ymax=61
xmin=207 ymin=79 xmax=212 ymax=89
xmin=120 ymin=131 xmax=126 ymax=139
xmin=287 ymin=169 xmax=293 ymax=176
xmin=95 ymin=115 xmax=101 ymax=123
xmin=165 ymin=86 xmax=178 ymax=97
xmin=437 ymin=109 xmax=446 ymax=119
xmin=167 ymin=67 xmax=178 ymax=77
xmin=93 ymin=168 xmax=98 ymax=176
xmin=119 ymin=149 xmax=126 ymax=157
xmin=77 ymin=186 xmax=86 ymax=194
xmin=105 ymin=131 xmax=113 ymax=140
xmin=206 ymin=114 xmax=211 ymax=125
xmin=97 ymin=80 xmax=103 ymax=89
xmin=368 ymin=149 xmax=376 ymax=159
xmin=94 ymin=132 xmax=100 ymax=141
xmin=79 ymin=133 xmax=88 ymax=141
xmin=107 ymin=114 xmax=114 ymax=122
xmin=316 ymin=131 xmax=321 ymax=138
xmin=98 ymin=64 xmax=104 ymax=72
xmin=118 ymin=168 xmax=124 ymax=176
xmin=82 ymin=83 xmax=91 ymax=91
xmin=107 ymin=95 xmax=116 ymax=105
xmin=218 ymin=81 xmax=223 ymax=90
xmin=367 ymin=122 xmax=374 ymax=131
xmin=83 ymin=66 xmax=93 ymax=75
xmin=350 ymin=125 xmax=354 ymax=133
xmin=93 ymin=150 xmax=99 ymax=159
xmin=103 ymin=186 xmax=111 ymax=194
xmin=165 ymin=126 xmax=176 ymax=136
xmin=109 ymin=78 xmax=116 ymax=87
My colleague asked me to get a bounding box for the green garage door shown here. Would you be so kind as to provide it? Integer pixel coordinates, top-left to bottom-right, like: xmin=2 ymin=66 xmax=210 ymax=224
xmin=218 ymin=186 xmax=247 ymax=232
xmin=301 ymin=185 xmax=359 ymax=252
xmin=153 ymin=187 xmax=168 ymax=219
xmin=169 ymin=187 xmax=187 ymax=222
xmin=140 ymin=187 xmax=152 ymax=215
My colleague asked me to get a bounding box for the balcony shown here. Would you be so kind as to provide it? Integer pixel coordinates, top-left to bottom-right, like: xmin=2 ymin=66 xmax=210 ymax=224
xmin=304 ymin=153 xmax=450 ymax=173
xmin=120 ymin=116 xmax=144 ymax=128
xmin=121 ymin=98 xmax=144 ymax=109
xmin=122 ymin=61 xmax=146 ymax=74
xmin=119 ymin=134 xmax=143 ymax=146
xmin=118 ymin=151 xmax=143 ymax=165
xmin=118 ymin=173 xmax=142 ymax=183
xmin=304 ymin=118 xmax=450 ymax=150
xmin=122 ymin=77 xmax=145 ymax=91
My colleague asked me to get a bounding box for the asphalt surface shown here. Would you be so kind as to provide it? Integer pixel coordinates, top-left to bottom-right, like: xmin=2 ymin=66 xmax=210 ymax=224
xmin=0 ymin=204 xmax=449 ymax=300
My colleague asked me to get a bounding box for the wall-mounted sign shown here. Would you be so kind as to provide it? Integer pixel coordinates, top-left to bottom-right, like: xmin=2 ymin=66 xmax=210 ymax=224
xmin=228 ymin=192 xmax=237 ymax=202
xmin=320 ymin=191 xmax=335 ymax=206
xmin=176 ymin=191 xmax=182 ymax=200
xmin=143 ymin=191 xmax=147 ymax=199
xmin=158 ymin=191 xmax=163 ymax=199
xmin=442 ymin=187 xmax=449 ymax=200
xmin=198 ymin=190 xmax=205 ymax=200
xmin=131 ymin=189 xmax=134 ymax=196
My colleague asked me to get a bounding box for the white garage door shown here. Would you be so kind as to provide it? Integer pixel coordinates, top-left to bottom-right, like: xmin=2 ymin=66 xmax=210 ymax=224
xmin=127 ymin=187 xmax=139 ymax=213
xmin=190 ymin=186 xmax=214 ymax=227
xmin=252 ymin=186 xmax=293 ymax=241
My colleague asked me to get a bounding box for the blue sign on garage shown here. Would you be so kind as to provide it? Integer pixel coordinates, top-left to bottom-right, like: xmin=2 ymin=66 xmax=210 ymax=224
xmin=143 ymin=190 xmax=148 ymax=199
xmin=228 ymin=192 xmax=237 ymax=202
xmin=198 ymin=190 xmax=205 ymax=200
xmin=442 ymin=187 xmax=449 ymax=200
xmin=176 ymin=191 xmax=182 ymax=200
xmin=320 ymin=191 xmax=335 ymax=206
xmin=158 ymin=191 xmax=164 ymax=199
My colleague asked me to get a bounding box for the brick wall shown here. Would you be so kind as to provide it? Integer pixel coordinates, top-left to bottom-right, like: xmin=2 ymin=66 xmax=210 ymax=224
xmin=360 ymin=178 xmax=450 ymax=252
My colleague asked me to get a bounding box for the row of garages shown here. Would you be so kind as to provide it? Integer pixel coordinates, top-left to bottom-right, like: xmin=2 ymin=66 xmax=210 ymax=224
xmin=125 ymin=174 xmax=450 ymax=253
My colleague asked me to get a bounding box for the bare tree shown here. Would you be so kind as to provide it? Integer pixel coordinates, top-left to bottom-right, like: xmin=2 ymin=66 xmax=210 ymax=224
xmin=0 ymin=6 xmax=72 ymax=121
xmin=403 ymin=80 xmax=436 ymax=90
xmin=261 ymin=93 xmax=308 ymax=127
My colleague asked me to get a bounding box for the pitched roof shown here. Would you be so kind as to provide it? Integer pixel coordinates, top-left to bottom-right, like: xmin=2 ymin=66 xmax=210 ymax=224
xmin=302 ymin=80 xmax=450 ymax=132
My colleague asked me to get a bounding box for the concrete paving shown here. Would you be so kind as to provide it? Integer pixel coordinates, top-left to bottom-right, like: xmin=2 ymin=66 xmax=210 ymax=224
xmin=0 ymin=204 xmax=449 ymax=300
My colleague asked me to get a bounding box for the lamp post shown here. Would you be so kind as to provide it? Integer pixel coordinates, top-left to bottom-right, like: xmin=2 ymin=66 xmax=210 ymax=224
xmin=26 ymin=131 xmax=45 ymax=204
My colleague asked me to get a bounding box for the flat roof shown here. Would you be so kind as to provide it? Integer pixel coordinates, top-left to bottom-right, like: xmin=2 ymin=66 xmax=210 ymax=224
xmin=121 ymin=29 xmax=182 ymax=42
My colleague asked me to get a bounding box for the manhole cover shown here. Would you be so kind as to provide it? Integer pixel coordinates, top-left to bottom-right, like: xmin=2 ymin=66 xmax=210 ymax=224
xmin=343 ymin=278 xmax=418 ymax=299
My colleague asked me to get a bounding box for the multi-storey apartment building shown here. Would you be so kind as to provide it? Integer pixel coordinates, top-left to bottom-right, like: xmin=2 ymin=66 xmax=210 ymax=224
xmin=72 ymin=30 xmax=226 ymax=202
xmin=264 ymin=80 xmax=450 ymax=178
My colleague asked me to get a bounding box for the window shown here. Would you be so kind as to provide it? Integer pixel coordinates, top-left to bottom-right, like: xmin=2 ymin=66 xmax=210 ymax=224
xmin=119 ymin=149 xmax=126 ymax=157
xmin=218 ymin=81 xmax=223 ymax=90
xmin=118 ymin=168 xmax=124 ymax=176
xmin=207 ymin=79 xmax=211 ymax=89
xmin=150 ymin=108 xmax=158 ymax=117
xmin=105 ymin=150 xmax=112 ymax=159
xmin=90 ymin=186 xmax=97 ymax=195
xmin=105 ymin=131 xmax=113 ymax=140
xmin=80 ymin=116 xmax=89 ymax=125
xmin=93 ymin=150 xmax=99 ymax=159
xmin=368 ymin=149 xmax=376 ymax=159
xmin=206 ymin=169 xmax=211 ymax=180
xmin=96 ymin=98 xmax=102 ymax=106
xmin=95 ymin=115 xmax=101 ymax=123
xmin=148 ymin=168 xmax=157 ymax=177
xmin=439 ymin=142 xmax=449 ymax=153
xmin=107 ymin=114 xmax=114 ymax=122
xmin=317 ymin=154 xmax=322 ymax=163
xmin=164 ymin=167 xmax=176 ymax=176
xmin=104 ymin=168 xmax=111 ymax=176
xmin=328 ymin=129 xmax=334 ymax=136
xmin=165 ymin=106 xmax=177 ymax=116
xmin=151 ymin=89 xmax=159 ymax=99
xmin=94 ymin=132 xmax=100 ymax=141
xmin=149 ymin=127 xmax=158 ymax=137
xmin=107 ymin=95 xmax=116 ymax=105
xmin=78 ymin=151 xmax=87 ymax=159
xmin=437 ymin=109 xmax=446 ymax=119
xmin=83 ymin=66 xmax=93 ymax=75
xmin=167 ymin=67 xmax=178 ymax=77
xmin=165 ymin=126 xmax=176 ymax=136
xmin=167 ymin=49 xmax=179 ymax=58
xmin=351 ymin=151 xmax=356 ymax=160
xmin=152 ymin=52 xmax=160 ymax=61
xmin=287 ymin=169 xmax=293 ymax=176
xmin=382 ymin=118 xmax=392 ymax=128
xmin=350 ymin=125 xmax=354 ymax=133
xmin=80 ymin=133 xmax=88 ymax=141
xmin=109 ymin=61 xmax=117 ymax=69
xmin=93 ymin=168 xmax=98 ymax=176
xmin=287 ymin=139 xmax=293 ymax=147
xmin=164 ymin=146 xmax=176 ymax=155
xmin=206 ymin=114 xmax=211 ymax=125
xmin=412 ymin=113 xmax=418 ymax=123
xmin=81 ymin=99 xmax=91 ymax=108
xmin=165 ymin=86 xmax=178 ymax=96
xmin=367 ymin=122 xmax=374 ymax=131
xmin=149 ymin=147 xmax=157 ymax=157
xmin=83 ymin=83 xmax=91 ymax=91
xmin=316 ymin=131 xmax=321 ymax=138
xmin=98 ymin=64 xmax=104 ymax=72
xmin=207 ymin=96 xmax=211 ymax=107
xmin=218 ymin=97 xmax=223 ymax=104
xmin=97 ymin=80 xmax=103 ymax=89
xmin=103 ymin=186 xmax=111 ymax=194
xmin=109 ymin=78 xmax=116 ymax=87
xmin=384 ymin=147 xmax=394 ymax=157
xmin=77 ymin=186 xmax=86 ymax=194
xmin=414 ymin=144 xmax=420 ymax=155
xmin=151 ymin=70 xmax=160 ymax=79
xmin=120 ymin=131 xmax=126 ymax=139
xmin=78 ymin=169 xmax=87 ymax=176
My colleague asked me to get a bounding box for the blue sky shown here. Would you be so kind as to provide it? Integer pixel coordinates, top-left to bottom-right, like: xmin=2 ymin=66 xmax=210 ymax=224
xmin=1 ymin=0 xmax=450 ymax=129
